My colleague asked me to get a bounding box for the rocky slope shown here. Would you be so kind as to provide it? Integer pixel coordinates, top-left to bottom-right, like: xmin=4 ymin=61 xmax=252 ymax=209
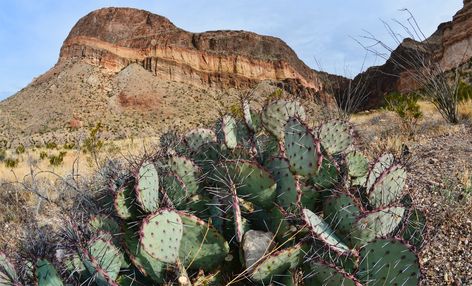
xmin=0 ymin=7 xmax=331 ymax=146
xmin=355 ymin=0 xmax=472 ymax=109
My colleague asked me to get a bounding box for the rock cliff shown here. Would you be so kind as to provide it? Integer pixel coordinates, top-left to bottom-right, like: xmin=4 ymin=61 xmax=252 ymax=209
xmin=56 ymin=7 xmax=324 ymax=97
xmin=355 ymin=0 xmax=472 ymax=109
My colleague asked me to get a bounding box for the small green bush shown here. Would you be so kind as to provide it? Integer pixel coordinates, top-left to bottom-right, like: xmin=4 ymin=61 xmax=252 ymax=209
xmin=385 ymin=91 xmax=423 ymax=135
xmin=457 ymin=81 xmax=472 ymax=102
xmin=5 ymin=158 xmax=19 ymax=168
xmin=0 ymin=149 xmax=5 ymax=161
xmin=39 ymin=151 xmax=48 ymax=160
xmin=45 ymin=141 xmax=57 ymax=149
xmin=48 ymin=151 xmax=67 ymax=167
xmin=15 ymin=144 xmax=25 ymax=155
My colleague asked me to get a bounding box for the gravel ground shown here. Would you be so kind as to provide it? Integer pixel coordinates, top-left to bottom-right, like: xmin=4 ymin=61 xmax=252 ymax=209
xmin=405 ymin=125 xmax=472 ymax=286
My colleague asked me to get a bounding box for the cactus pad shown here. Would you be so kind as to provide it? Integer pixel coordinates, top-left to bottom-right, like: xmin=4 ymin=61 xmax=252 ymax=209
xmin=323 ymin=193 xmax=361 ymax=239
xmin=262 ymin=99 xmax=306 ymax=140
xmin=250 ymin=243 xmax=305 ymax=283
xmin=284 ymin=117 xmax=321 ymax=176
xmin=0 ymin=253 xmax=18 ymax=285
xmin=224 ymin=160 xmax=277 ymax=209
xmin=162 ymin=173 xmax=188 ymax=206
xmin=140 ymin=209 xmax=183 ymax=264
xmin=308 ymin=158 xmax=339 ymax=189
xmin=304 ymin=262 xmax=362 ymax=286
xmin=36 ymin=259 xmax=63 ymax=286
xmin=266 ymin=157 xmax=298 ymax=210
xmin=168 ymin=155 xmax=200 ymax=196
xmin=217 ymin=115 xmax=238 ymax=149
xmin=366 ymin=153 xmax=394 ymax=191
xmin=114 ymin=184 xmax=138 ymax=220
xmin=402 ymin=209 xmax=426 ymax=249
xmin=368 ymin=166 xmax=407 ymax=208
xmin=89 ymin=215 xmax=120 ymax=239
xmin=185 ymin=128 xmax=217 ymax=151
xmin=303 ymin=208 xmax=350 ymax=254
xmin=178 ymin=212 xmax=229 ymax=270
xmin=346 ymin=152 xmax=369 ymax=178
xmin=135 ymin=162 xmax=160 ymax=213
xmin=82 ymin=238 xmax=123 ymax=286
xmin=352 ymin=206 xmax=405 ymax=246
xmin=319 ymin=121 xmax=352 ymax=154
xmin=358 ymin=239 xmax=420 ymax=286
xmin=123 ymin=226 xmax=165 ymax=283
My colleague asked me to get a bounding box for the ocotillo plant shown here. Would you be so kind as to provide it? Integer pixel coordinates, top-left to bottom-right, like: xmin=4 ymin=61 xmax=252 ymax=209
xmin=0 ymin=98 xmax=425 ymax=286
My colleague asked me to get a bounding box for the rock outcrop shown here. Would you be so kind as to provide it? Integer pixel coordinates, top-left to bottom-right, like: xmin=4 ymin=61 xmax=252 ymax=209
xmin=0 ymin=7 xmax=333 ymax=144
xmin=56 ymin=7 xmax=324 ymax=98
xmin=355 ymin=0 xmax=472 ymax=109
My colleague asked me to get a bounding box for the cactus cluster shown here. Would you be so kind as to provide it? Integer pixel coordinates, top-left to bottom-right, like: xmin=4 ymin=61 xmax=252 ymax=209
xmin=0 ymin=99 xmax=426 ymax=285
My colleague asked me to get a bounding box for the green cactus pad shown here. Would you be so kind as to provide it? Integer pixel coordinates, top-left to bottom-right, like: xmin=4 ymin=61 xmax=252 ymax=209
xmin=346 ymin=152 xmax=369 ymax=178
xmin=249 ymin=206 xmax=294 ymax=243
xmin=262 ymin=99 xmax=306 ymax=140
xmin=243 ymin=99 xmax=260 ymax=132
xmin=82 ymin=238 xmax=123 ymax=286
xmin=319 ymin=121 xmax=352 ymax=154
xmin=250 ymin=243 xmax=305 ymax=283
xmin=135 ymin=162 xmax=160 ymax=213
xmin=162 ymin=173 xmax=188 ymax=206
xmin=178 ymin=212 xmax=229 ymax=271
xmin=123 ymin=226 xmax=165 ymax=283
xmin=304 ymin=262 xmax=362 ymax=286
xmin=365 ymin=153 xmax=395 ymax=191
xmin=0 ymin=253 xmax=18 ymax=285
xmin=266 ymin=157 xmax=298 ymax=210
xmin=402 ymin=209 xmax=426 ymax=249
xmin=308 ymin=158 xmax=339 ymax=189
xmin=368 ymin=166 xmax=407 ymax=208
xmin=185 ymin=128 xmax=217 ymax=152
xmin=114 ymin=184 xmax=138 ymax=220
xmin=168 ymin=155 xmax=200 ymax=196
xmin=223 ymin=160 xmax=277 ymax=209
xmin=36 ymin=259 xmax=63 ymax=286
xmin=302 ymin=208 xmax=351 ymax=254
xmin=323 ymin=193 xmax=361 ymax=239
xmin=217 ymin=115 xmax=238 ymax=149
xmin=140 ymin=209 xmax=183 ymax=264
xmin=351 ymin=206 xmax=405 ymax=246
xmin=357 ymin=239 xmax=420 ymax=286
xmin=89 ymin=215 xmax=120 ymax=235
xmin=284 ymin=117 xmax=321 ymax=177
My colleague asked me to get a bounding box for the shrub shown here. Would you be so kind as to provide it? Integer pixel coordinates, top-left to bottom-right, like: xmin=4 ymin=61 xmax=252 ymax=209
xmin=0 ymin=149 xmax=5 ymax=161
xmin=48 ymin=151 xmax=66 ymax=167
xmin=5 ymin=157 xmax=19 ymax=168
xmin=15 ymin=144 xmax=25 ymax=155
xmin=0 ymin=99 xmax=425 ymax=285
xmin=45 ymin=141 xmax=57 ymax=149
xmin=39 ymin=151 xmax=48 ymax=160
xmin=385 ymin=91 xmax=423 ymax=135
xmin=457 ymin=80 xmax=472 ymax=102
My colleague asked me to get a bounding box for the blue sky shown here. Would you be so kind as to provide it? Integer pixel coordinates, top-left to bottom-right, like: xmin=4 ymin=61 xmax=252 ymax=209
xmin=0 ymin=0 xmax=463 ymax=100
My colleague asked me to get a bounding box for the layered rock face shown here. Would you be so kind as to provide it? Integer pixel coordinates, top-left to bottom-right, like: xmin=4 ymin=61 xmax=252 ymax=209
xmin=355 ymin=0 xmax=472 ymax=109
xmin=58 ymin=7 xmax=324 ymax=97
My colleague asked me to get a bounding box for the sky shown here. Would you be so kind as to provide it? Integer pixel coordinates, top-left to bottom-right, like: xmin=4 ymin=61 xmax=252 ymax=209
xmin=0 ymin=0 xmax=463 ymax=100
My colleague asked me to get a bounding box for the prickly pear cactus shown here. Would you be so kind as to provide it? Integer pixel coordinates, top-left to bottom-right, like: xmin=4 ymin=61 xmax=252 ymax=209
xmin=3 ymin=98 xmax=426 ymax=286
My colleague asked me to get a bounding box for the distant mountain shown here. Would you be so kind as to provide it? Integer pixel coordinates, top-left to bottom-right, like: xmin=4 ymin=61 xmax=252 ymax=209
xmin=0 ymin=7 xmax=335 ymax=145
xmin=354 ymin=0 xmax=472 ymax=108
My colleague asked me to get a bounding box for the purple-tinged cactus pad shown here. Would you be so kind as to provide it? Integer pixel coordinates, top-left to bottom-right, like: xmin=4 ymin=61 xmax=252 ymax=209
xmin=351 ymin=206 xmax=405 ymax=246
xmin=135 ymin=162 xmax=160 ymax=213
xmin=303 ymin=208 xmax=351 ymax=255
xmin=357 ymin=239 xmax=420 ymax=286
xmin=284 ymin=117 xmax=321 ymax=177
xmin=140 ymin=209 xmax=183 ymax=264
